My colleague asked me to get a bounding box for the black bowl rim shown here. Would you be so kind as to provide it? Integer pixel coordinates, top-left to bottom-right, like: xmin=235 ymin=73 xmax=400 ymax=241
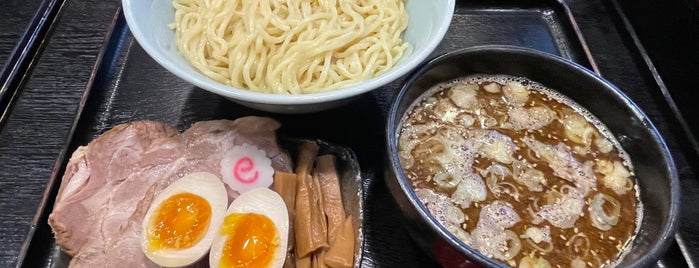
xmin=385 ymin=44 xmax=681 ymax=267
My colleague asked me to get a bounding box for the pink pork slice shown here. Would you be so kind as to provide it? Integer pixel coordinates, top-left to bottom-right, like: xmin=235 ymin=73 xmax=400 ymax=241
xmin=48 ymin=116 xmax=292 ymax=267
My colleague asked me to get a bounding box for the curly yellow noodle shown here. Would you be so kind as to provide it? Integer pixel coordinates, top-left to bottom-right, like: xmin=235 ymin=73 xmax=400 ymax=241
xmin=171 ymin=0 xmax=408 ymax=94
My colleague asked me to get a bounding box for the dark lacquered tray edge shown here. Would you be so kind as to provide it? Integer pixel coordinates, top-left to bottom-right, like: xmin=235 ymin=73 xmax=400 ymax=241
xmin=453 ymin=0 xmax=598 ymax=74
xmin=608 ymin=0 xmax=699 ymax=168
xmin=555 ymin=0 xmax=600 ymax=74
xmin=14 ymin=8 xmax=126 ymax=268
xmin=609 ymin=0 xmax=697 ymax=266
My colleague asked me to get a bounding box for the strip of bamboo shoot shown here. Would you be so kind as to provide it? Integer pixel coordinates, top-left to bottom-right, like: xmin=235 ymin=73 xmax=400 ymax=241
xmin=274 ymin=172 xmax=298 ymax=268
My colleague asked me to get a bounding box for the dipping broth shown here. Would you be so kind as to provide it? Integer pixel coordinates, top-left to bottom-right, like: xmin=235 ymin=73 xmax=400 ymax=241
xmin=397 ymin=75 xmax=642 ymax=268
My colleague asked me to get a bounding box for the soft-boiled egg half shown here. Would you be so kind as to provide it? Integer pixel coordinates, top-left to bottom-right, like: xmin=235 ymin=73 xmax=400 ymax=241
xmin=209 ymin=187 xmax=289 ymax=268
xmin=141 ymin=172 xmax=228 ymax=267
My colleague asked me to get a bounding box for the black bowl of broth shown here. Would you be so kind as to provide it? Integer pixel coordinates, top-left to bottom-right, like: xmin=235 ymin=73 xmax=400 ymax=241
xmin=385 ymin=45 xmax=680 ymax=268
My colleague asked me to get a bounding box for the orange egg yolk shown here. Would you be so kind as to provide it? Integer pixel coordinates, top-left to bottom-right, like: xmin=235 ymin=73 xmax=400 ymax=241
xmin=219 ymin=213 xmax=279 ymax=268
xmin=146 ymin=192 xmax=212 ymax=251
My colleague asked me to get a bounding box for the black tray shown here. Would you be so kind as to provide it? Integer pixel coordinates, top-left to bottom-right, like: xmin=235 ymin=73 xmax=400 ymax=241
xmin=14 ymin=0 xmax=692 ymax=267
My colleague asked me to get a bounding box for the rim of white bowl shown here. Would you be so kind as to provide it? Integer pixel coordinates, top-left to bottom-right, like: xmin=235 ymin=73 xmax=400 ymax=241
xmin=122 ymin=0 xmax=456 ymax=105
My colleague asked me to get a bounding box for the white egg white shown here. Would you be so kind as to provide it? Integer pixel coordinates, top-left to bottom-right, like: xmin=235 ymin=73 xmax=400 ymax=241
xmin=209 ymin=187 xmax=289 ymax=268
xmin=141 ymin=172 xmax=228 ymax=267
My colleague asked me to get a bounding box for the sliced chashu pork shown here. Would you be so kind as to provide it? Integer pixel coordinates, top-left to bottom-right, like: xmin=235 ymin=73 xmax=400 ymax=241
xmin=48 ymin=117 xmax=292 ymax=267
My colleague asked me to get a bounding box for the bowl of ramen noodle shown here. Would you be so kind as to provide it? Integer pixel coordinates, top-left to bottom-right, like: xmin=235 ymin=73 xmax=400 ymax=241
xmin=121 ymin=0 xmax=455 ymax=113
xmin=385 ymin=45 xmax=681 ymax=268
